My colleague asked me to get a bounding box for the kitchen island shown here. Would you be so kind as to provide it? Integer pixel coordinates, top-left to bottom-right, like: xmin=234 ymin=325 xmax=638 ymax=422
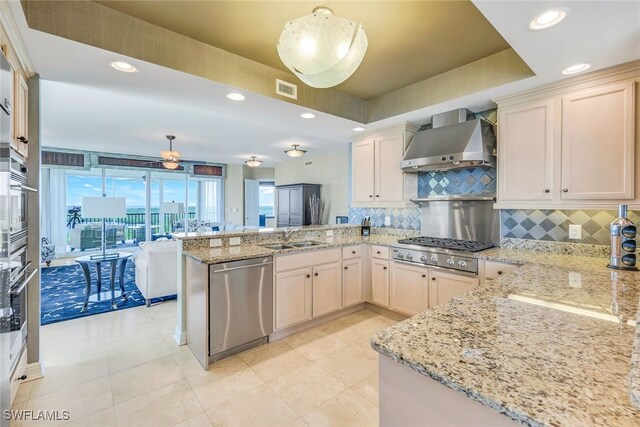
xmin=371 ymin=248 xmax=640 ymax=426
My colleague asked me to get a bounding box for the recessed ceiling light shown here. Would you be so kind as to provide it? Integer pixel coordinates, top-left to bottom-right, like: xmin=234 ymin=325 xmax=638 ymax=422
xmin=226 ymin=93 xmax=245 ymax=101
xmin=352 ymin=127 xmax=365 ymax=132
xmin=110 ymin=61 xmax=138 ymax=73
xmin=529 ymin=8 xmax=569 ymax=30
xmin=562 ymin=63 xmax=591 ymax=75
xmin=301 ymin=113 xmax=316 ymax=119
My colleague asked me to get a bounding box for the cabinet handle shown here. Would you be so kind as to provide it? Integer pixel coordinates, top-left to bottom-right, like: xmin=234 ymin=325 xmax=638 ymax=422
xmin=562 ymin=188 xmax=568 ymax=193
xmin=377 ymin=251 xmax=381 ymax=254
xmin=314 ymin=272 xmax=319 ymax=277
xmin=422 ymin=274 xmax=426 ymax=278
xmin=344 ymin=266 xmax=348 ymax=270
xmin=306 ymin=274 xmax=311 ymax=278
xmin=544 ymin=189 xmax=550 ymax=193
xmin=497 ymin=271 xmax=503 ymax=275
xmin=352 ymin=250 xmax=356 ymax=254
xmin=369 ymin=195 xmax=373 ymax=198
xmin=375 ymin=195 xmax=380 ymax=198
xmin=383 ymin=266 xmax=387 ymax=270
xmin=431 ymin=277 xmax=436 ymax=281
xmin=18 ymin=136 xmax=28 ymax=144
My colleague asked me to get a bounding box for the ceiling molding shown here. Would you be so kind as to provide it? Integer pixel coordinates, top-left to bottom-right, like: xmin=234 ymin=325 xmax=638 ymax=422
xmin=0 ymin=0 xmax=34 ymax=76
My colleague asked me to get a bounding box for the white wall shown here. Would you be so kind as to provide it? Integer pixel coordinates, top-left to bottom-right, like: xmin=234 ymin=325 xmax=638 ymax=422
xmin=275 ymin=148 xmax=349 ymax=224
xmin=224 ymin=165 xmax=275 ymax=225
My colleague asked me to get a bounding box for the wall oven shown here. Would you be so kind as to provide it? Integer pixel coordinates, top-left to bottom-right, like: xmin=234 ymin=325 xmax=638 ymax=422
xmin=7 ymin=264 xmax=34 ymax=371
xmin=9 ymin=151 xmax=32 ymax=252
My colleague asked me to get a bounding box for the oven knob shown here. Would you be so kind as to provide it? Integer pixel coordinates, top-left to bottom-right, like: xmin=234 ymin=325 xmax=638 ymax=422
xmin=447 ymin=259 xmax=454 ymax=267
xmin=420 ymin=256 xmax=427 ymax=262
xmin=397 ymin=253 xmax=404 ymax=259
xmin=458 ymin=260 xmax=467 ymax=268
xmin=430 ymin=256 xmax=437 ymax=263
xmin=406 ymin=253 xmax=413 ymax=260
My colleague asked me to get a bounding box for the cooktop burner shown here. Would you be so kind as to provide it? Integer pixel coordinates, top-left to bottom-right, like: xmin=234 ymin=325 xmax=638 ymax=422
xmin=396 ymin=236 xmax=496 ymax=253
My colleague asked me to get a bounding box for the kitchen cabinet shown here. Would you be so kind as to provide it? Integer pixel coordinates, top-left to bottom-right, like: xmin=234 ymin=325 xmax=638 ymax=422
xmin=495 ymin=69 xmax=638 ymax=209
xmin=371 ymin=258 xmax=390 ymax=308
xmin=13 ymin=73 xmax=28 ymax=158
xmin=275 ymin=267 xmax=313 ymax=330
xmin=428 ymin=270 xmax=478 ymax=308
xmin=390 ymin=262 xmax=429 ymax=316
xmin=351 ymin=123 xmax=419 ymax=207
xmin=276 ymin=184 xmax=320 ymax=227
xmin=342 ymin=258 xmax=363 ymax=307
xmin=481 ymin=260 xmax=519 ymax=281
xmin=312 ymin=262 xmax=342 ymax=317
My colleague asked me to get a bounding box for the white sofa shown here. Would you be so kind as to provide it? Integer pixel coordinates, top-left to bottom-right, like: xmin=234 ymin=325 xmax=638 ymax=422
xmin=132 ymin=240 xmax=179 ymax=307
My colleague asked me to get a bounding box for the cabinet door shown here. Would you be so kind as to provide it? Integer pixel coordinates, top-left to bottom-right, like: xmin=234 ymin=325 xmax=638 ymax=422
xmin=352 ymin=139 xmax=375 ymax=203
xmin=498 ymin=99 xmax=555 ymax=201
xmin=275 ymin=267 xmax=313 ymax=330
xmin=15 ymin=74 xmax=27 ymax=157
xmin=390 ymin=262 xmax=429 ymax=316
xmin=375 ymin=134 xmax=405 ymax=203
xmin=371 ymin=259 xmax=390 ymax=308
xmin=429 ymin=270 xmax=478 ymax=308
xmin=342 ymin=258 xmax=363 ymax=307
xmin=277 ymin=188 xmax=290 ymax=214
xmin=312 ymin=262 xmax=342 ymax=317
xmin=561 ymin=82 xmax=635 ymax=200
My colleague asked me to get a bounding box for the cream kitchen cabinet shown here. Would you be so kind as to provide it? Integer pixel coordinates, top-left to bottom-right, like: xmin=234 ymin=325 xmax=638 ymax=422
xmin=371 ymin=258 xmax=390 ymax=308
xmin=274 ymin=267 xmax=313 ymax=330
xmin=312 ymin=262 xmax=342 ymax=317
xmin=351 ymin=123 xmax=419 ymax=207
xmin=342 ymin=258 xmax=363 ymax=308
xmin=390 ymin=261 xmax=429 ymax=316
xmin=428 ymin=270 xmax=478 ymax=308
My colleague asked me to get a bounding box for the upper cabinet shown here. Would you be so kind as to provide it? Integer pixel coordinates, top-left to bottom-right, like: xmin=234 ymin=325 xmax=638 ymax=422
xmin=7 ymin=60 xmax=28 ymax=158
xmin=351 ymin=123 xmax=419 ymax=208
xmin=495 ymin=69 xmax=637 ymax=210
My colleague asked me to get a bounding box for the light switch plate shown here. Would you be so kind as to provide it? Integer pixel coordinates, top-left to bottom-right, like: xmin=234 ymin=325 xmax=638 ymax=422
xmin=569 ymin=271 xmax=582 ymax=288
xmin=209 ymin=239 xmax=222 ymax=248
xmin=326 ymin=230 xmax=334 ymax=236
xmin=384 ymin=216 xmax=391 ymax=226
xmin=229 ymin=237 xmax=241 ymax=246
xmin=569 ymin=224 xmax=582 ymax=239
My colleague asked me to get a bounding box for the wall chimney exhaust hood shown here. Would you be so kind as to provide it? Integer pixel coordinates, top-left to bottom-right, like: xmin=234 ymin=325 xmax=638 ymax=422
xmin=402 ymin=109 xmax=496 ymax=172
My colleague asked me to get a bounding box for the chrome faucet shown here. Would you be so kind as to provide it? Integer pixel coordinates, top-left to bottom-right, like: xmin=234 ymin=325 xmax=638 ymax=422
xmin=283 ymin=227 xmax=298 ymax=243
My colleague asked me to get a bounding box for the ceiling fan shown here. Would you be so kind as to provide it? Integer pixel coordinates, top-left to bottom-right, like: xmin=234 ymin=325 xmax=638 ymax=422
xmin=159 ymin=135 xmax=182 ymax=170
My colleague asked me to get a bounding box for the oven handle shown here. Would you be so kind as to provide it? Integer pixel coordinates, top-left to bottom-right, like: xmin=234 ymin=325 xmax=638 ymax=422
xmin=10 ymin=267 xmax=37 ymax=295
xmin=11 ymin=260 xmax=32 ymax=287
xmin=10 ymin=184 xmax=37 ymax=193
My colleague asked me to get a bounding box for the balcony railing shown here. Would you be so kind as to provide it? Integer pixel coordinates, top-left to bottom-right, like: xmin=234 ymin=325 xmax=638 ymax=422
xmin=68 ymin=212 xmax=197 ymax=241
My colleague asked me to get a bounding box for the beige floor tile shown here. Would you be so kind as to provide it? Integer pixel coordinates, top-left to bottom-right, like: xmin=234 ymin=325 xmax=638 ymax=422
xmin=205 ymin=383 xmax=298 ymax=427
xmin=13 ymin=380 xmax=32 ymax=404
xmin=351 ymin=372 xmax=379 ymax=407
xmin=289 ymin=333 xmax=349 ymax=361
xmin=106 ymin=336 xmax=170 ymax=373
xmin=173 ymin=412 xmax=213 ymax=427
xmin=302 ymin=389 xmax=378 ymax=427
xmin=350 ymin=316 xmax=397 ymax=337
xmin=25 ymin=376 xmax=113 ymax=426
xmin=314 ymin=345 xmax=378 ymax=387
xmin=349 ymin=333 xmax=380 ymax=359
xmin=29 ymin=353 xmax=109 ymax=399
xmin=239 ymin=341 xmax=311 ymax=382
xmin=270 ymin=364 xmax=346 ymax=417
xmin=64 ymin=407 xmax=117 ymax=427
xmin=110 ymin=355 xmax=184 ymax=404
xmin=187 ymin=357 xmax=264 ymax=410
xmin=173 ymin=345 xmax=207 ymax=377
xmin=42 ymin=335 xmax=107 ymax=366
xmin=288 ymin=419 xmax=310 ymax=427
xmin=114 ymin=380 xmax=203 ymax=427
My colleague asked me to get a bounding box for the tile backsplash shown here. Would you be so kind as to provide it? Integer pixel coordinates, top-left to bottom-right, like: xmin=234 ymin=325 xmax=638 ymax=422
xmin=418 ymin=166 xmax=496 ymax=197
xmin=349 ymin=207 xmax=421 ymax=230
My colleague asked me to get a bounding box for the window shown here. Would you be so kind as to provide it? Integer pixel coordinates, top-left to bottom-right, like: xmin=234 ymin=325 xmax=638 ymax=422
xmin=259 ymin=181 xmax=275 ymax=218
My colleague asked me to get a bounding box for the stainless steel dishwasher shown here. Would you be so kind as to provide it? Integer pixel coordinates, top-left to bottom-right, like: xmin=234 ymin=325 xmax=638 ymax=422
xmin=209 ymin=256 xmax=273 ymax=363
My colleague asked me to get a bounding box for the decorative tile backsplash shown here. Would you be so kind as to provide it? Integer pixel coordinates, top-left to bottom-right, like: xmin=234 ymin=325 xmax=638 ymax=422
xmin=418 ymin=167 xmax=496 ymax=197
xmin=501 ymin=209 xmax=640 ymax=246
xmin=349 ymin=207 xmax=421 ymax=230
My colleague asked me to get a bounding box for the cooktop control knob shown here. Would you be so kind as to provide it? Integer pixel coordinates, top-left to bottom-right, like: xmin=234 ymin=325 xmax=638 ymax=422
xmin=430 ymin=256 xmax=437 ymax=263
xmin=406 ymin=253 xmax=413 ymax=260
xmin=397 ymin=253 xmax=404 ymax=259
xmin=447 ymin=259 xmax=454 ymax=267
xmin=458 ymin=260 xmax=467 ymax=268
xmin=420 ymin=255 xmax=427 ymax=262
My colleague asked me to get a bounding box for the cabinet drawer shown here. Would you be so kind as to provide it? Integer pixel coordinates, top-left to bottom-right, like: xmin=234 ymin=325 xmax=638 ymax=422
xmin=484 ymin=261 xmax=518 ymax=280
xmin=342 ymin=245 xmax=362 ymax=260
xmin=371 ymin=245 xmax=389 ymax=260
xmin=275 ymin=248 xmax=341 ymax=272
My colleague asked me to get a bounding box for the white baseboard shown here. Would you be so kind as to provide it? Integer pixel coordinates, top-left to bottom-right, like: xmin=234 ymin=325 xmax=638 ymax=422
xmin=174 ymin=326 xmax=187 ymax=346
xmin=22 ymin=361 xmax=45 ymax=382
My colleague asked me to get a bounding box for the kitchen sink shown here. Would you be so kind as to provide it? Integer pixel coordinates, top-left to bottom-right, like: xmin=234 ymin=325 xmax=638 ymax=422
xmin=288 ymin=241 xmax=323 ymax=248
xmin=259 ymin=243 xmax=294 ymax=250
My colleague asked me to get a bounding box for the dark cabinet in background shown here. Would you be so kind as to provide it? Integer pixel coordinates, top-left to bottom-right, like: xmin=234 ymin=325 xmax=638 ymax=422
xmin=276 ymin=184 xmax=321 ymax=227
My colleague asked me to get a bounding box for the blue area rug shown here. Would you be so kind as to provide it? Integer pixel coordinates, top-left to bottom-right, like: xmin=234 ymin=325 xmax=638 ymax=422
xmin=41 ymin=261 xmax=176 ymax=325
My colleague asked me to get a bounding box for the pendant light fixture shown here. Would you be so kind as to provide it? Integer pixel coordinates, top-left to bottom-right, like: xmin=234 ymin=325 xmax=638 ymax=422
xmin=277 ymin=6 xmax=368 ymax=88
xmin=244 ymin=156 xmax=263 ymax=168
xmin=161 ymin=135 xmax=181 ymax=170
xmin=284 ymin=144 xmax=307 ymax=158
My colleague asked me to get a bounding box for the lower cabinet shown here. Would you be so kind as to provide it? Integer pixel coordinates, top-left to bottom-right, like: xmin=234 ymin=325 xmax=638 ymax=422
xmin=371 ymin=258 xmax=390 ymax=308
xmin=428 ymin=270 xmax=479 ymax=308
xmin=275 ymin=267 xmax=313 ymax=330
xmin=312 ymin=262 xmax=343 ymax=317
xmin=390 ymin=262 xmax=429 ymax=316
xmin=343 ymin=258 xmax=364 ymax=308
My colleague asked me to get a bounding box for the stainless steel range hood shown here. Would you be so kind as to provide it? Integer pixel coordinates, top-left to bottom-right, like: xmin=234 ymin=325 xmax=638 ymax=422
xmin=402 ymin=109 xmax=496 ymax=172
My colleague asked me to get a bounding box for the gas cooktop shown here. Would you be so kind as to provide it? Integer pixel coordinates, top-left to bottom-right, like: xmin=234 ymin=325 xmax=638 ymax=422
xmin=396 ymin=237 xmax=497 ymax=253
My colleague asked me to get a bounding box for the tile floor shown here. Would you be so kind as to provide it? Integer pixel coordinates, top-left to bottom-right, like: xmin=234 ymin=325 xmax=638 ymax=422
xmin=12 ymin=301 xmax=397 ymax=426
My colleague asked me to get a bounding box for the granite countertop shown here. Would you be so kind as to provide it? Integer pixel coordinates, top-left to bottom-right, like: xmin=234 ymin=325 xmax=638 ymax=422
xmin=372 ymin=248 xmax=640 ymax=426
xmin=182 ymin=234 xmax=400 ymax=264
xmin=173 ymin=224 xmax=359 ymax=240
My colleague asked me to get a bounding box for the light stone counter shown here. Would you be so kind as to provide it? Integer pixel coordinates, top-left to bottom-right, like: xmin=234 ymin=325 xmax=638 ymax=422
xmin=372 ymin=248 xmax=640 ymax=426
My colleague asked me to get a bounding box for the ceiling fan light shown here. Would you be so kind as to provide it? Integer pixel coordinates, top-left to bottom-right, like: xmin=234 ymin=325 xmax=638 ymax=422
xmin=285 ymin=144 xmax=307 ymax=158
xmin=160 ymin=150 xmax=181 ymax=160
xmin=162 ymin=160 xmax=180 ymax=170
xmin=245 ymin=156 xmax=263 ymax=168
xmin=277 ymin=7 xmax=368 ymax=88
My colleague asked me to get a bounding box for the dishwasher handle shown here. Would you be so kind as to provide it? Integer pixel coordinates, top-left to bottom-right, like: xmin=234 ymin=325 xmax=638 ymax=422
xmin=211 ymin=261 xmax=273 ymax=273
